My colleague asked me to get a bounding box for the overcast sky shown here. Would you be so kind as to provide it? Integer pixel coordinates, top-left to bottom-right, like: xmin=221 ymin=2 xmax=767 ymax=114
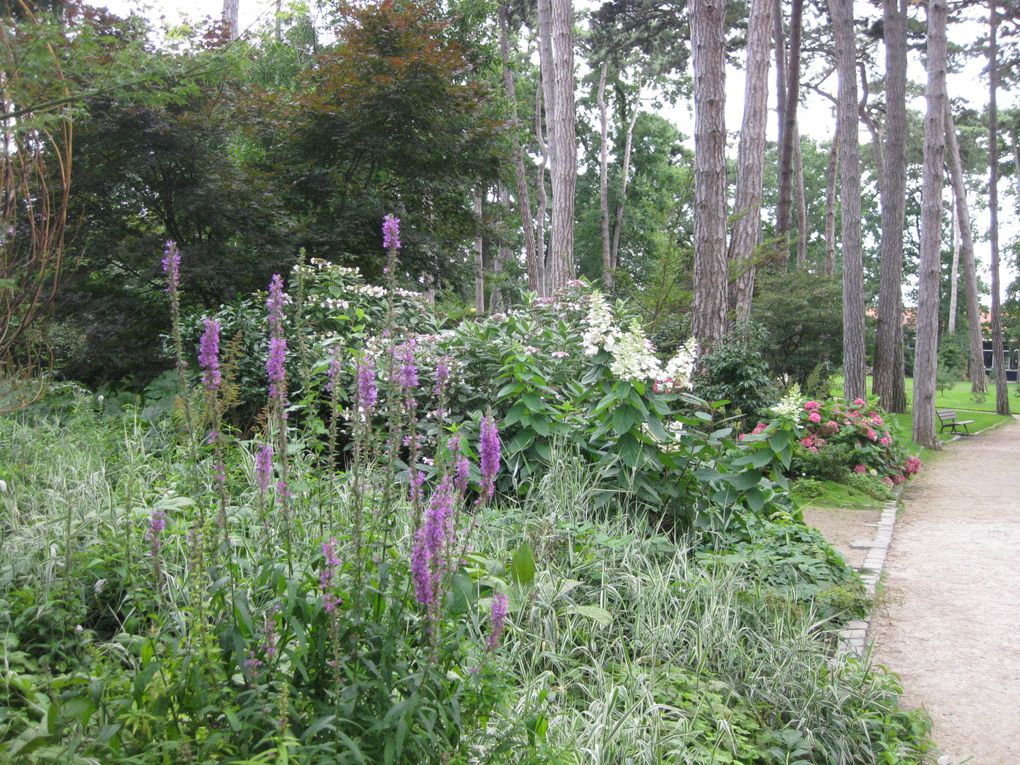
xmin=96 ymin=0 xmax=1018 ymax=293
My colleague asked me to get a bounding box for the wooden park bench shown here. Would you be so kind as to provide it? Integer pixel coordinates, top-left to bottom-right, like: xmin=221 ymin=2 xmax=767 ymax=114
xmin=936 ymin=408 xmax=974 ymax=435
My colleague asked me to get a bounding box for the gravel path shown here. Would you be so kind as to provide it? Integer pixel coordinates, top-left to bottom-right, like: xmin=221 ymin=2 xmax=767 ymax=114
xmin=870 ymin=417 xmax=1020 ymax=764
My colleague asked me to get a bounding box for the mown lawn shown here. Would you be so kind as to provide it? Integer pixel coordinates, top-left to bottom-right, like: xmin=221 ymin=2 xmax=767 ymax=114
xmin=832 ymin=375 xmax=1020 ymax=413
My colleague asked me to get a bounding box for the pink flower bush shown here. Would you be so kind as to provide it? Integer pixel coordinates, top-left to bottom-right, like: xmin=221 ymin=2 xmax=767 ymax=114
xmin=787 ymin=397 xmax=921 ymax=488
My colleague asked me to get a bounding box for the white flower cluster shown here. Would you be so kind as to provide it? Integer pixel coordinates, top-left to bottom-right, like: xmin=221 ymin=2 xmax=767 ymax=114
xmin=309 ymin=297 xmax=351 ymax=312
xmin=348 ymin=284 xmax=387 ymax=299
xmin=581 ymin=291 xmax=701 ymax=387
xmin=662 ymin=338 xmax=698 ymax=390
xmin=770 ymin=384 xmax=803 ymax=419
xmin=610 ymin=322 xmax=662 ymax=382
xmin=581 ymin=291 xmax=622 ymax=355
xmin=392 ymin=287 xmax=424 ymax=300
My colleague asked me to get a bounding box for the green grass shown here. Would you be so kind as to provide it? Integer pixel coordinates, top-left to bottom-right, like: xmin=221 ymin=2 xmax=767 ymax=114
xmin=792 ymin=479 xmax=888 ymax=510
xmin=832 ymin=375 xmax=1020 ymax=413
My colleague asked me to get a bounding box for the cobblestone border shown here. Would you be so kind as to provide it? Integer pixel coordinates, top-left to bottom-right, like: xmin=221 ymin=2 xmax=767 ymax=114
xmin=837 ymin=500 xmax=898 ymax=657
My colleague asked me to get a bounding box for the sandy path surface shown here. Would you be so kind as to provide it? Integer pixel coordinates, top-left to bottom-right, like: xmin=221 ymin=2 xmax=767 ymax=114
xmin=803 ymin=506 xmax=880 ymax=569
xmin=870 ymin=418 xmax=1020 ymax=764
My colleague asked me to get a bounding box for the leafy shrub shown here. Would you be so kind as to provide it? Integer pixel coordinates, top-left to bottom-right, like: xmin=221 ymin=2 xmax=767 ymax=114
xmin=752 ymin=270 xmax=843 ymax=387
xmin=693 ymin=320 xmax=778 ymax=423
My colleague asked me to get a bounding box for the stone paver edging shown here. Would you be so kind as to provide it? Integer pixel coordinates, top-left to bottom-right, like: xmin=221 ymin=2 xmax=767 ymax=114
xmin=837 ymin=500 xmax=898 ymax=657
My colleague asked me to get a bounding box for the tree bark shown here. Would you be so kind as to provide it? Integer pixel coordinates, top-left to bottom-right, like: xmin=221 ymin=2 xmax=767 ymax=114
xmin=775 ymin=0 xmax=803 ymax=266
xmin=547 ymin=0 xmax=577 ymax=291
xmin=497 ymin=6 xmax=540 ymax=293
xmin=912 ymin=0 xmax=947 ymax=449
xmin=690 ymin=0 xmax=729 ymax=352
xmin=948 ymin=194 xmax=959 ymax=335
xmin=773 ymin=0 xmax=787 ymax=146
xmin=474 ymin=190 xmax=485 ymax=315
xmin=610 ymin=108 xmax=639 ymax=270
xmin=598 ymin=63 xmax=613 ymax=288
xmin=829 ymin=0 xmax=867 ymax=401
xmin=534 ymin=76 xmax=549 ymax=295
xmin=795 ymin=134 xmax=808 ymax=266
xmin=728 ymin=0 xmax=771 ymax=321
xmin=222 ymin=0 xmax=239 ymax=41
xmin=873 ymin=0 xmax=908 ymax=413
xmin=493 ymin=184 xmax=510 ymax=312
xmin=824 ymin=129 xmax=838 ymax=278
xmin=945 ymin=100 xmax=988 ymax=392
xmin=988 ymin=0 xmax=1011 ymax=415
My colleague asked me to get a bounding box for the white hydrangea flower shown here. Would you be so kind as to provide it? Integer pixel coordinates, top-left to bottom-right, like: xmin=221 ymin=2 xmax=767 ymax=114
xmin=662 ymin=338 xmax=698 ymax=390
xmin=609 ymin=321 xmax=663 ymax=382
xmin=581 ymin=291 xmax=622 ymax=356
xmin=770 ymin=384 xmax=803 ymax=419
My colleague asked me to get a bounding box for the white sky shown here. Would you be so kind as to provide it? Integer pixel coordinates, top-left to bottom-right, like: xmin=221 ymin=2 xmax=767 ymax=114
xmin=97 ymin=0 xmax=1018 ymax=296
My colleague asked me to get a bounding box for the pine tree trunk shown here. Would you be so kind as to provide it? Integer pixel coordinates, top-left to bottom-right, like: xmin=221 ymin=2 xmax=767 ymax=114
xmin=690 ymin=0 xmax=729 ymax=352
xmin=988 ymin=0 xmax=1011 ymax=415
xmin=610 ymin=109 xmax=639 ymax=269
xmin=824 ymin=129 xmax=838 ymax=278
xmin=547 ymin=0 xmax=577 ymax=292
xmin=493 ymin=184 xmax=510 ymax=312
xmin=222 ymin=0 xmax=239 ymax=40
xmin=912 ymin=0 xmax=947 ymax=449
xmin=775 ymin=0 xmax=803 ymax=266
xmin=945 ymin=100 xmax=988 ymax=393
xmin=474 ymin=190 xmax=485 ymax=316
xmin=773 ymin=0 xmax=786 ymax=146
xmin=497 ymin=6 xmax=540 ymax=293
xmin=728 ymin=0 xmax=771 ymax=321
xmin=598 ymin=63 xmax=613 ymax=288
xmin=795 ymin=133 xmax=808 ymax=266
xmin=829 ymin=0 xmax=867 ymax=401
xmin=534 ymin=77 xmax=549 ymax=295
xmin=872 ymin=0 xmax=908 ymax=413
xmin=948 ymin=195 xmax=959 ymax=335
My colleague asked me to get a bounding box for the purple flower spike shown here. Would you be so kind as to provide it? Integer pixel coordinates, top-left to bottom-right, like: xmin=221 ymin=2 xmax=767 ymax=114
xmin=412 ymin=476 xmax=456 ymax=610
xmin=357 ymin=356 xmax=378 ymax=412
xmin=198 ymin=318 xmax=222 ymax=391
xmin=383 ymin=214 xmax=401 ymax=251
xmin=454 ymin=454 xmax=470 ymax=495
xmin=479 ymin=416 xmax=501 ymax=501
xmin=394 ymin=341 xmax=418 ymax=391
xmin=326 ymin=348 xmax=342 ymax=394
xmin=255 ymin=443 xmax=273 ymax=494
xmin=267 ymin=336 xmax=287 ymax=397
xmin=487 ymin=592 xmax=509 ymax=648
xmin=320 ymin=538 xmax=342 ymax=613
xmin=434 ymin=358 xmax=450 ymax=396
xmin=162 ymin=241 xmax=181 ymax=293
xmin=266 ymin=273 xmax=287 ymax=333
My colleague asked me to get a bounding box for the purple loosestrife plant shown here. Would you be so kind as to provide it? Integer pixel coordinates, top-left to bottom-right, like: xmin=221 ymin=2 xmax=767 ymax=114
xmin=382 ymin=214 xmax=401 ymax=253
xmin=487 ymin=592 xmax=509 ymax=649
xmin=162 ymin=241 xmax=181 ymax=293
xmin=411 ymin=476 xmax=456 ymax=618
xmin=198 ymin=318 xmax=222 ymax=392
xmin=265 ymin=274 xmax=293 ymax=574
xmin=161 ymin=242 xmax=198 ymax=467
xmin=393 ymin=340 xmax=419 ymax=392
xmin=148 ymin=507 xmax=166 ymax=591
xmin=255 ymin=443 xmax=273 ymax=494
xmin=479 ymin=415 xmax=501 ymax=502
xmin=320 ymin=538 xmax=342 ymax=613
xmin=357 ymin=356 xmax=378 ymax=414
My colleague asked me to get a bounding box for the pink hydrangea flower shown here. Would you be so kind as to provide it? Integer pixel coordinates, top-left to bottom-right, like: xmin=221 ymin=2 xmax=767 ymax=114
xmin=808 ymin=411 xmax=821 ymax=424
xmin=804 ymin=400 xmax=819 ymax=411
xmin=880 ymin=436 xmax=890 ymax=446
xmin=853 ymin=398 xmax=866 ymax=407
xmin=866 ymin=428 xmax=878 ymax=441
xmin=854 ymin=464 xmax=867 ymax=474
